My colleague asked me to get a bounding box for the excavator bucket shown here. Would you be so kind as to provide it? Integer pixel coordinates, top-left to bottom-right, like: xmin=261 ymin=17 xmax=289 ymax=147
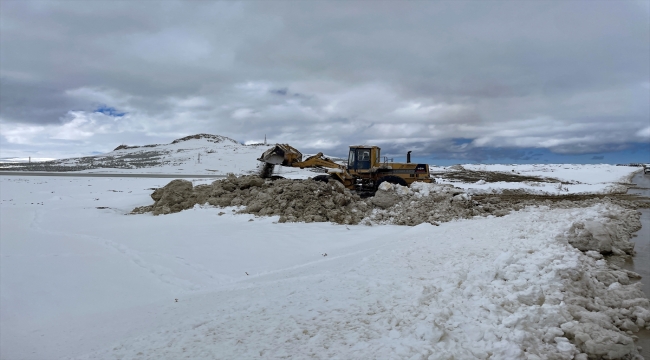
xmin=258 ymin=144 xmax=303 ymax=166
xmin=257 ymin=144 xmax=303 ymax=178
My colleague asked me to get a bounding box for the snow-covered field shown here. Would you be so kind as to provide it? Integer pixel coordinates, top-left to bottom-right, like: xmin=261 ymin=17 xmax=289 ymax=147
xmin=1 ymin=137 xmax=648 ymax=359
xmin=431 ymin=164 xmax=640 ymax=195
xmin=1 ymin=174 xmax=647 ymax=358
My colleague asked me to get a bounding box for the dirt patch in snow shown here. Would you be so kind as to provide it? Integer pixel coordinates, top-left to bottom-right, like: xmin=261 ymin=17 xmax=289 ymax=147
xmin=431 ymin=166 xmax=572 ymax=184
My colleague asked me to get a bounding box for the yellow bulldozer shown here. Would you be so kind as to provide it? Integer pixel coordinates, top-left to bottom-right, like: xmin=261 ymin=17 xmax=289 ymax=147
xmin=258 ymin=144 xmax=433 ymax=193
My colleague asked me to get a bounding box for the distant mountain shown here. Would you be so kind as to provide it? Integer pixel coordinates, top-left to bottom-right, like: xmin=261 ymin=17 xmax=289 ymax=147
xmin=170 ymin=134 xmax=239 ymax=145
xmin=113 ymin=134 xmax=239 ymax=151
xmin=0 ymin=134 xmax=273 ymax=174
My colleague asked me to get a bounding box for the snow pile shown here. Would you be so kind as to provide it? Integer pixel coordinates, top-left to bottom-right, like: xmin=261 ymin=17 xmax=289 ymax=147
xmin=558 ymin=208 xmax=641 ymax=255
xmin=560 ymin=253 xmax=649 ymax=358
xmin=133 ymin=175 xmax=370 ymax=224
xmin=555 ymin=208 xmax=650 ymax=358
xmin=371 ymin=181 xmax=649 ymax=228
xmin=369 ymin=182 xmax=485 ymax=226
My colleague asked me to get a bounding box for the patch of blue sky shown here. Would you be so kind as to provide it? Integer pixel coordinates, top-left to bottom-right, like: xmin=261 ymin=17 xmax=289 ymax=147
xmin=94 ymin=105 xmax=126 ymax=117
xmin=418 ymin=143 xmax=650 ymax=166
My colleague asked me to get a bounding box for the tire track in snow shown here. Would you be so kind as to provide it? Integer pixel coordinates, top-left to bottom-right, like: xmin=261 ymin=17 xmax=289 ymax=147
xmin=27 ymin=208 xmax=205 ymax=292
xmin=76 ymin=206 xmax=599 ymax=359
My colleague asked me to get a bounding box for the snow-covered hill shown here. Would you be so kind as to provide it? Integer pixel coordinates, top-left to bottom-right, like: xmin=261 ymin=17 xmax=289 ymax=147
xmin=0 ymin=134 xmax=275 ymax=175
xmin=0 ymin=134 xmax=349 ymax=178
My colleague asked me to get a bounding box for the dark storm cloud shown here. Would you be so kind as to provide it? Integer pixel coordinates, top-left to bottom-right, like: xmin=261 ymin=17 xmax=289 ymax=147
xmin=0 ymin=1 xmax=648 ymax=160
xmin=0 ymin=77 xmax=83 ymax=124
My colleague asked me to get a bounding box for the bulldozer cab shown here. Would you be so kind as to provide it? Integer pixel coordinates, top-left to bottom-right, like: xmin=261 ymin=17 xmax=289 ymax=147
xmin=348 ymin=146 xmax=379 ymax=171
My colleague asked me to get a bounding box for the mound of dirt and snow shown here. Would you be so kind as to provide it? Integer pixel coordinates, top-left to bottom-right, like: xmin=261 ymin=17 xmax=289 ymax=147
xmin=368 ymin=182 xmax=647 ymax=230
xmin=132 ymin=176 xmax=510 ymax=225
xmin=133 ymin=175 xmax=370 ymax=224
xmin=367 ymin=182 xmax=505 ymax=226
xmin=133 ymin=175 xmax=648 ymax=231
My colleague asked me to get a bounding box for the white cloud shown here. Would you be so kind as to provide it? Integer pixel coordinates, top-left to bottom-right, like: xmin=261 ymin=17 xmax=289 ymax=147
xmin=1 ymin=1 xmax=648 ymax=160
xmin=169 ymin=96 xmax=209 ymax=108
xmin=637 ymin=126 xmax=650 ymax=138
xmin=126 ymin=29 xmax=215 ymax=65
xmin=231 ymin=108 xmax=259 ymax=119
xmin=393 ymin=102 xmax=439 ymax=118
xmin=0 ymin=124 xmax=46 ymax=145
xmin=50 ymin=113 xmax=94 ymax=140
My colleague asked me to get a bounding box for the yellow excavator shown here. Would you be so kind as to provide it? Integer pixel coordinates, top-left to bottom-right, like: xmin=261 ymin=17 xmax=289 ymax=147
xmin=258 ymin=144 xmax=433 ymax=193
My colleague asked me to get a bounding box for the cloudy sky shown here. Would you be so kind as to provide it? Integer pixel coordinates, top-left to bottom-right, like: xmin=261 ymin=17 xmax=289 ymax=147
xmin=1 ymin=1 xmax=649 ymax=164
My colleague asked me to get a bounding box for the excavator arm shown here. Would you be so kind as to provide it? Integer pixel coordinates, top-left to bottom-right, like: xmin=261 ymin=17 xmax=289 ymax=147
xmin=293 ymin=153 xmax=345 ymax=170
xmin=258 ymin=144 xmax=345 ymax=178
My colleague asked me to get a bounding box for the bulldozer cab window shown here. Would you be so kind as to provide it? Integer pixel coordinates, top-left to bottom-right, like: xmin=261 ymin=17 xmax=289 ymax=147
xmin=348 ymin=149 xmax=355 ymax=168
xmin=349 ymin=148 xmax=371 ymax=170
xmin=359 ymin=150 xmax=370 ymax=161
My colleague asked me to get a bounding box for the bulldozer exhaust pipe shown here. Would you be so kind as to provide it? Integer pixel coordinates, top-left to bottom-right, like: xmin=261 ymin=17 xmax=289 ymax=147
xmin=407 ymin=151 xmax=412 ymax=163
